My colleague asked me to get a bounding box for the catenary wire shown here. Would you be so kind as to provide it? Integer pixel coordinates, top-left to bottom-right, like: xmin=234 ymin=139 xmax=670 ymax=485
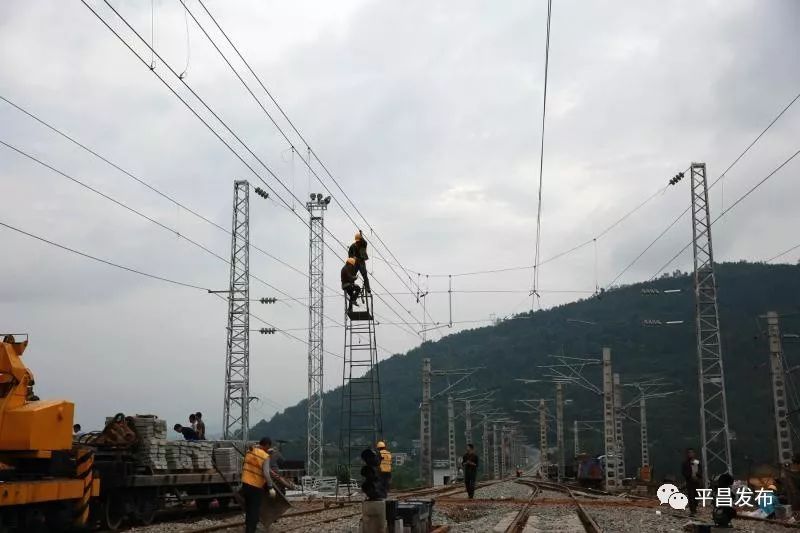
xmin=531 ymin=0 xmax=553 ymax=306
xmin=193 ymin=0 xmax=421 ymax=293
xmin=80 ymin=0 xmax=424 ymax=338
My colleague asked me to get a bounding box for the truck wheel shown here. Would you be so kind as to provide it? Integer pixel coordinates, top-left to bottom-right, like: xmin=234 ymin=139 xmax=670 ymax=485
xmin=135 ymin=491 xmax=158 ymax=526
xmin=101 ymin=493 xmax=125 ymax=530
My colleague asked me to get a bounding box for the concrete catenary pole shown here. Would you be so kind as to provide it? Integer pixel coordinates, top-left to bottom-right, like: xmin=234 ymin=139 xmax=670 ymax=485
xmin=556 ymin=383 xmax=565 ymax=481
xmin=447 ymin=395 xmax=457 ymax=479
xmin=464 ymin=399 xmax=472 ymax=445
xmin=640 ymin=397 xmax=649 ymax=469
xmin=492 ymin=423 xmax=500 ymax=479
xmin=482 ymin=414 xmax=489 ymax=479
xmin=420 ymin=358 xmax=432 ymax=486
xmin=602 ymin=347 xmax=619 ymax=490
xmin=573 ymin=420 xmax=580 ymax=456
xmin=767 ymin=311 xmax=793 ymax=466
xmin=539 ymin=399 xmax=548 ymax=477
xmin=613 ymin=373 xmax=626 ymax=483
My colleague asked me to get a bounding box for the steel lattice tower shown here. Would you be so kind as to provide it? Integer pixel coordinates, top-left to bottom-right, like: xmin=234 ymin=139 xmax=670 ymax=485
xmin=338 ymin=291 xmax=382 ymax=490
xmin=306 ymin=194 xmax=327 ymax=478
xmin=690 ymin=162 xmax=733 ymax=482
xmin=222 ymin=180 xmax=250 ymax=443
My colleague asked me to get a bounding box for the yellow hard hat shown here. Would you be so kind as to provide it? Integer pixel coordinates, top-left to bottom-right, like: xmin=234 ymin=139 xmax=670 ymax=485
xmin=346 ymin=257 xmax=356 ymax=266
xmin=355 ymin=232 xmax=362 ymax=241
xmin=377 ymin=441 xmax=386 ymax=449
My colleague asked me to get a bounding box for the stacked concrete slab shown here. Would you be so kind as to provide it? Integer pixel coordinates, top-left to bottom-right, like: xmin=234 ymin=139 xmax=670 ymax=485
xmin=132 ymin=415 xmax=168 ymax=471
xmin=213 ymin=447 xmax=239 ymax=473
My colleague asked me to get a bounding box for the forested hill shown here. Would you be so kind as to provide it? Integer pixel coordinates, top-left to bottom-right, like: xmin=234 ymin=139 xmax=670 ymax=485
xmin=252 ymin=262 xmax=800 ymax=478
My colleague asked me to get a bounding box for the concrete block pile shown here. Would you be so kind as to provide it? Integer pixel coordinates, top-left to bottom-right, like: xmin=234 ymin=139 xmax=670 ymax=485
xmin=132 ymin=415 xmax=168 ymax=471
xmin=213 ymin=447 xmax=240 ymax=473
xmin=165 ymin=441 xmax=215 ymax=471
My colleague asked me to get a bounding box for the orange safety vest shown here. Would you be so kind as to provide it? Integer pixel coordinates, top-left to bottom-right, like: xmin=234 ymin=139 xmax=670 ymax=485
xmin=379 ymin=449 xmax=392 ymax=473
xmin=241 ymin=447 xmax=269 ymax=488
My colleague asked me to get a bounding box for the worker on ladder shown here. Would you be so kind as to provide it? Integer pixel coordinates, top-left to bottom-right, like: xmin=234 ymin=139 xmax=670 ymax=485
xmin=377 ymin=441 xmax=392 ymax=493
xmin=241 ymin=437 xmax=276 ymax=533
xmin=348 ymin=231 xmax=370 ymax=293
xmin=341 ymin=257 xmax=362 ymax=310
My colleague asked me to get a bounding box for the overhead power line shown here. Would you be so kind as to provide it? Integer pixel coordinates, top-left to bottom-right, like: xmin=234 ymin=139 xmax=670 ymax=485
xmin=80 ymin=0 xmax=425 ymax=338
xmin=193 ymin=0 xmax=421 ymax=294
xmin=0 ymin=218 xmax=208 ymax=291
xmin=650 ymin=148 xmax=800 ymax=279
xmin=176 ymin=0 xmax=431 ymax=325
xmin=531 ymin=0 xmax=553 ymax=306
xmin=607 ymin=88 xmax=800 ymax=286
xmin=767 ymin=243 xmax=800 ymax=263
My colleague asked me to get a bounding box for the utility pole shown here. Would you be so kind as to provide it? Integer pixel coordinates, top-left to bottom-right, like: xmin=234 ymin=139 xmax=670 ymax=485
xmin=602 ymin=347 xmax=619 ymax=490
xmin=613 ymin=373 xmax=626 ymax=483
xmin=464 ymin=400 xmax=472 ymax=445
xmin=447 ymin=394 xmax=457 ymax=479
xmin=640 ymin=397 xmax=649 ymax=469
xmin=556 ymin=383 xmax=565 ymax=481
xmin=766 ymin=311 xmax=793 ymax=466
xmin=306 ymin=193 xmax=328 ymax=478
xmin=501 ymin=426 xmax=508 ymax=477
xmin=420 ymin=358 xmax=432 ymax=486
xmin=539 ymin=399 xmax=548 ymax=477
xmin=573 ymin=420 xmax=579 ymax=456
xmin=222 ymin=180 xmax=250 ymax=445
xmin=492 ymin=423 xmax=500 ymax=479
xmin=690 ymin=162 xmax=733 ymax=482
xmin=482 ymin=414 xmax=489 ymax=479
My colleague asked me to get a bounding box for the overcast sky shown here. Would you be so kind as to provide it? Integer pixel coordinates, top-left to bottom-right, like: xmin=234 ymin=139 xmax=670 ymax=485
xmin=1 ymin=0 xmax=798 ymax=435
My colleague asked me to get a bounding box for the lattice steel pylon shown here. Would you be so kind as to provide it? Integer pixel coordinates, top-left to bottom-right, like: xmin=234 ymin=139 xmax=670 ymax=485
xmin=690 ymin=162 xmax=733 ymax=483
xmin=222 ymin=180 xmax=250 ymax=444
xmin=338 ymin=291 xmax=382 ymax=490
xmin=306 ymin=194 xmax=327 ymax=478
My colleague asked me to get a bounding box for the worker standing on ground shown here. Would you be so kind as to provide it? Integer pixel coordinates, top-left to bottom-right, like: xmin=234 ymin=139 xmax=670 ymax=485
xmin=341 ymin=257 xmax=362 ymax=310
xmin=462 ymin=443 xmax=479 ymax=499
xmin=377 ymin=441 xmax=392 ymax=493
xmin=681 ymin=448 xmax=702 ymax=517
xmin=348 ymin=231 xmax=370 ymax=293
xmin=241 ymin=437 xmax=276 ymax=533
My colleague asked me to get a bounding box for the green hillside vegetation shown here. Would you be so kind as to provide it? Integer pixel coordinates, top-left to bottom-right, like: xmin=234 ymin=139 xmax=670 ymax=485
xmin=253 ymin=262 xmax=800 ymax=481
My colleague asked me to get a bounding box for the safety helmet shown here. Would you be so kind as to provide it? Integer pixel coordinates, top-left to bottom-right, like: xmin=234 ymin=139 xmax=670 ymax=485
xmin=346 ymin=257 xmax=356 ymax=266
xmin=355 ymin=232 xmax=362 ymax=241
xmin=377 ymin=441 xmax=386 ymax=449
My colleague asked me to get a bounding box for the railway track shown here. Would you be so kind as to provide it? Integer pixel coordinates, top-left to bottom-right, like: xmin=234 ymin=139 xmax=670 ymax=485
xmin=511 ymin=478 xmax=602 ymax=533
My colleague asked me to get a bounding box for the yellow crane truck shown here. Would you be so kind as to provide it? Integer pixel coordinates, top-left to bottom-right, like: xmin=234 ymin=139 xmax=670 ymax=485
xmin=0 ymin=334 xmax=99 ymax=531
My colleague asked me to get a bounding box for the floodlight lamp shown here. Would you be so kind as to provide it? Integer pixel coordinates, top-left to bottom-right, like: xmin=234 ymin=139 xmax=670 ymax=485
xmin=310 ymin=193 xmax=316 ymax=200
xmin=324 ymin=196 xmax=331 ymax=204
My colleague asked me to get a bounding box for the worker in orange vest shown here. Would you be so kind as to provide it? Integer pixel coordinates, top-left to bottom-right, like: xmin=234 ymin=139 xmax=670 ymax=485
xmin=241 ymin=437 xmax=276 ymax=533
xmin=377 ymin=441 xmax=392 ymax=493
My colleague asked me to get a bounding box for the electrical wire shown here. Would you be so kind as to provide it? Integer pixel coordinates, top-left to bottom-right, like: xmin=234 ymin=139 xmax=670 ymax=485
xmin=0 ymin=218 xmax=209 ymax=290
xmin=531 ymin=0 xmax=553 ymax=307
xmin=649 ymin=148 xmax=800 ymax=279
xmin=0 ymin=95 xmax=411 ymax=354
xmin=176 ymin=0 xmax=432 ymax=323
xmin=194 ymin=0 xmax=422 ymax=294
xmin=80 ymin=0 xmax=423 ymax=338
xmin=609 ymin=88 xmax=800 ymax=286
xmin=767 ymin=242 xmax=800 ymax=263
